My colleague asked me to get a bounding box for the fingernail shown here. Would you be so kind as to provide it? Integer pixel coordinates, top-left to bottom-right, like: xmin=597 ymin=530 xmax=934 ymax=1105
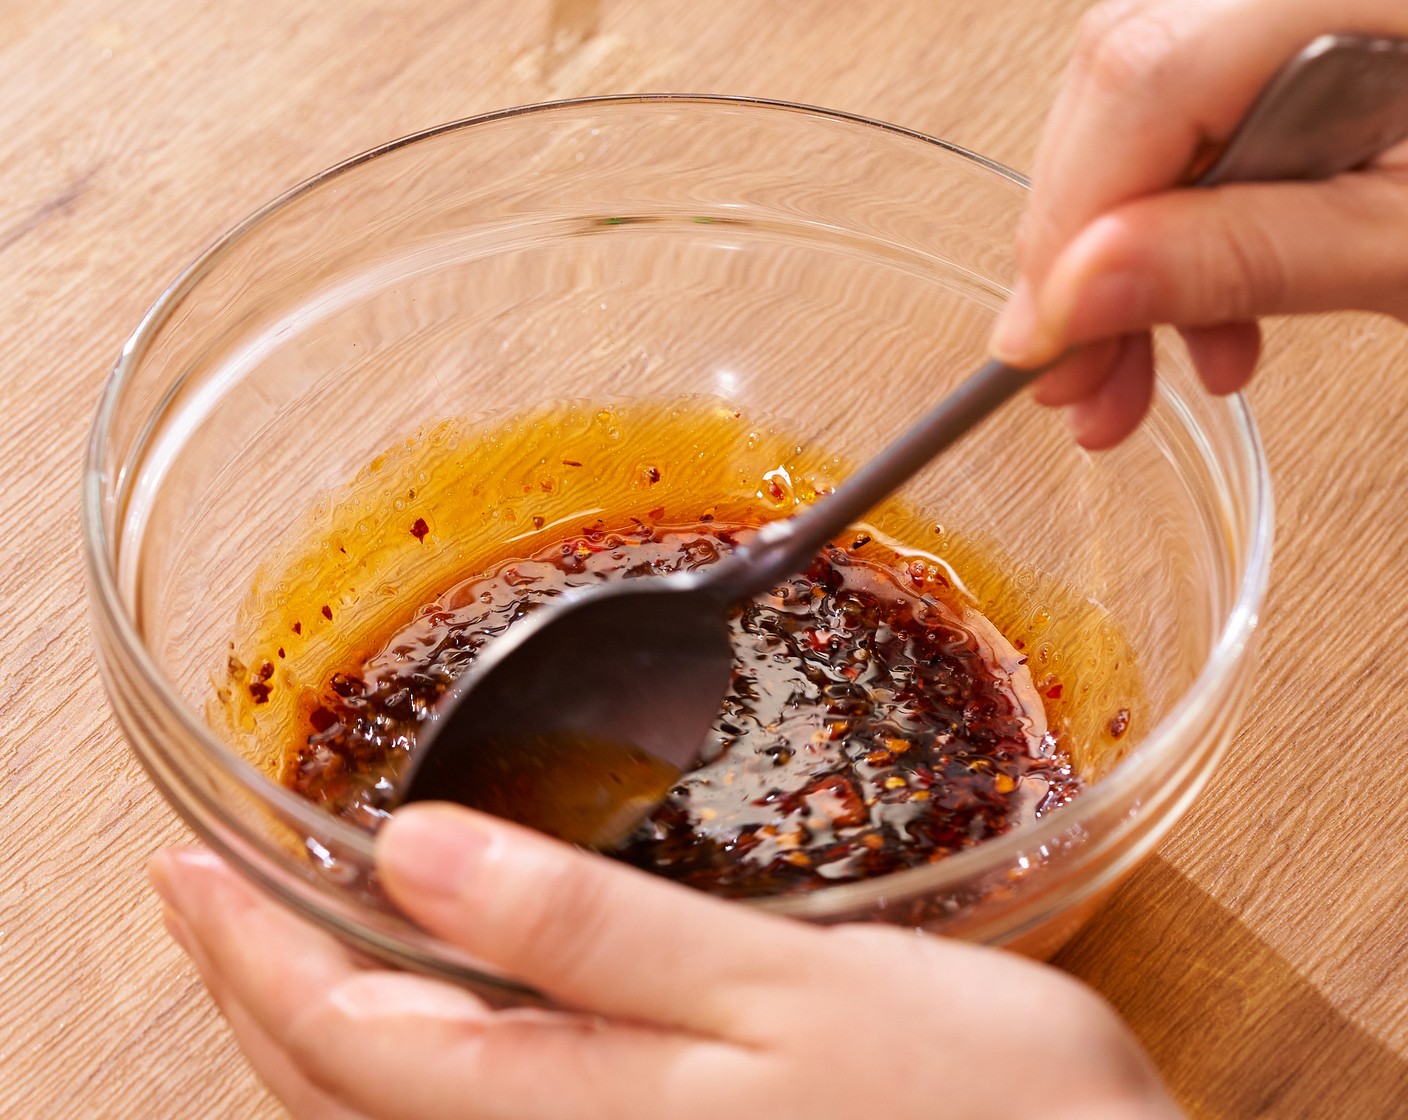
xmin=148 ymin=849 xmax=222 ymax=956
xmin=1065 ymin=401 xmax=1102 ymax=448
xmin=989 ymin=278 xmax=1039 ymax=364
xmin=378 ymin=806 xmax=495 ymax=898
xmin=148 ymin=847 xmax=223 ymax=902
xmin=148 ymin=853 xmax=174 ymax=901
xmin=147 ymin=848 xmax=186 ymax=905
xmin=160 ymin=903 xmax=196 ymax=956
xmin=1060 ymin=270 xmax=1147 ymax=342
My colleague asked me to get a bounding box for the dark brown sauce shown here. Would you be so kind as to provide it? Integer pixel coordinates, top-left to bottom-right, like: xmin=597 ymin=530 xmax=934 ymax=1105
xmin=286 ymin=515 xmax=1080 ymax=898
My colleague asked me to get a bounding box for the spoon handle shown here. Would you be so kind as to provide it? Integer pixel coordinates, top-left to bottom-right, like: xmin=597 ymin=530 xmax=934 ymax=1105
xmin=707 ymin=358 xmax=1037 ymax=598
xmin=707 ymin=32 xmax=1408 ymax=603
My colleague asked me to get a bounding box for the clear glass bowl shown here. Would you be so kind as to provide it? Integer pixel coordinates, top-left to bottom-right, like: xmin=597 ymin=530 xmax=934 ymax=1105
xmin=83 ymin=96 xmax=1272 ymax=998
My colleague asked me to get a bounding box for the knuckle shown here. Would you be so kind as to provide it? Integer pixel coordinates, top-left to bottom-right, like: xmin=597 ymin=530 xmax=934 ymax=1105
xmin=1011 ymin=204 xmax=1070 ymax=281
xmin=280 ymin=996 xmax=358 ymax=1098
xmin=1211 ymin=210 xmax=1287 ymax=319
xmin=478 ymin=1019 xmax=620 ymax=1120
xmin=512 ymin=855 xmax=618 ymax=979
xmin=1073 ymin=1 xmax=1181 ymax=97
xmin=1012 ymin=209 xmax=1040 ymax=269
xmin=1073 ymin=0 xmax=1140 ymax=52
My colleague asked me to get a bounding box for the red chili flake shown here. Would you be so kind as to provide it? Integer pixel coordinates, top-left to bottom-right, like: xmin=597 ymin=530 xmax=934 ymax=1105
xmin=700 ymin=509 xmax=715 ymax=522
xmin=321 ymin=605 xmax=333 ymax=621
xmin=1013 ymin=637 xmax=1025 ymax=650
xmin=1045 ymin=683 xmax=1063 ymax=700
xmin=257 ymin=660 xmax=275 ymax=682
xmin=277 ymin=647 xmax=286 ymax=659
xmin=644 ymin=466 xmax=660 ymax=484
xmin=330 ymin=673 xmax=365 ymax=698
xmin=850 ymin=534 xmax=871 ymax=549
xmin=248 ymin=681 xmax=271 ymax=704
xmin=291 ymin=621 xmax=302 ymax=635
xmin=805 ymin=628 xmax=835 ymax=652
xmin=410 ymin=517 xmax=429 ymax=542
xmin=532 ymin=515 xmax=546 ymax=529
xmin=407 ymin=488 xmax=416 ymax=499
xmin=309 ymin=706 xmax=337 ymax=733
xmin=647 ymin=506 xmax=665 ymax=521
xmin=1109 ymin=708 xmax=1131 ymax=738
xmin=766 ymin=479 xmax=785 ymax=501
xmin=562 ymin=458 xmax=582 ymax=467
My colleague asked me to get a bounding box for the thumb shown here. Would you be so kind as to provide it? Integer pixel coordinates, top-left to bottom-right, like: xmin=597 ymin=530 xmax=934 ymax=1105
xmin=375 ymin=803 xmax=816 ymax=1040
xmin=993 ymin=168 xmax=1408 ymax=365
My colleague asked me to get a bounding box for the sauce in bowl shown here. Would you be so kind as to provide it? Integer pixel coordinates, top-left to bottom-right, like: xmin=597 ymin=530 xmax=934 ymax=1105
xmin=215 ymin=398 xmax=1138 ymax=899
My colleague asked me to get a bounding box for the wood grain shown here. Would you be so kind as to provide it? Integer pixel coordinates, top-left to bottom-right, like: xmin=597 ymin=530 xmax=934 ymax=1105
xmin=2 ymin=1 xmax=1405 ymax=1116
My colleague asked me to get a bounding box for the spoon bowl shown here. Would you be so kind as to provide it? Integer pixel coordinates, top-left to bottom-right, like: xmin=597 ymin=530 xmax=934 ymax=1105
xmin=397 ymin=360 xmax=1040 ymax=840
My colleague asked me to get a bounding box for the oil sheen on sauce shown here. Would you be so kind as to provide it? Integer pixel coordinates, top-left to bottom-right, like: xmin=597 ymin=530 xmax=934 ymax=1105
xmin=216 ymin=398 xmax=1139 ymax=900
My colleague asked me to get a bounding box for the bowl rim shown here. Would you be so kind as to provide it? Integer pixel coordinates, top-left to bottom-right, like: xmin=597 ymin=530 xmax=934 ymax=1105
xmin=81 ymin=93 xmax=1274 ymax=927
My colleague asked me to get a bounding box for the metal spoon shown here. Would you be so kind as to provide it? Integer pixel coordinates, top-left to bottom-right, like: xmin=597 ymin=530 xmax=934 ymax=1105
xmin=395 ymin=35 xmax=1408 ymax=846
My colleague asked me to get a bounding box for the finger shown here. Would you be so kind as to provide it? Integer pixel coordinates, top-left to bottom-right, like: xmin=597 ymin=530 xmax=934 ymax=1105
xmin=1030 ymin=335 xmax=1125 ymax=407
xmin=997 ymin=0 xmax=1408 ymax=365
xmin=283 ymin=976 xmax=757 ymax=1120
xmin=154 ymin=846 xmax=763 ymax=1120
xmin=207 ymin=987 xmax=373 ymax=1120
xmin=157 ymin=881 xmax=371 ymax=1119
xmin=1038 ymin=171 xmax=1408 ymax=347
xmin=376 ymin=803 xmax=822 ymax=1039
xmin=1024 ymin=0 xmax=1408 ymax=286
xmin=151 ymin=847 xmax=364 ymax=1004
xmin=1178 ymin=321 xmax=1261 ymax=396
xmin=152 ymin=848 xmax=489 ymax=1120
xmin=1065 ymin=329 xmax=1155 ymax=450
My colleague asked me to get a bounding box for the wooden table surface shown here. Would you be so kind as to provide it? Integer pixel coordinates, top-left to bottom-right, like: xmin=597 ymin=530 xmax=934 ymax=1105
xmin=4 ymin=1 xmax=1407 ymax=1116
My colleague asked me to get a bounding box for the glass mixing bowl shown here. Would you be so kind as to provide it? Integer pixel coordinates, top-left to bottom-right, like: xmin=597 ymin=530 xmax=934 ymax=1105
xmin=83 ymin=96 xmax=1272 ymax=999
